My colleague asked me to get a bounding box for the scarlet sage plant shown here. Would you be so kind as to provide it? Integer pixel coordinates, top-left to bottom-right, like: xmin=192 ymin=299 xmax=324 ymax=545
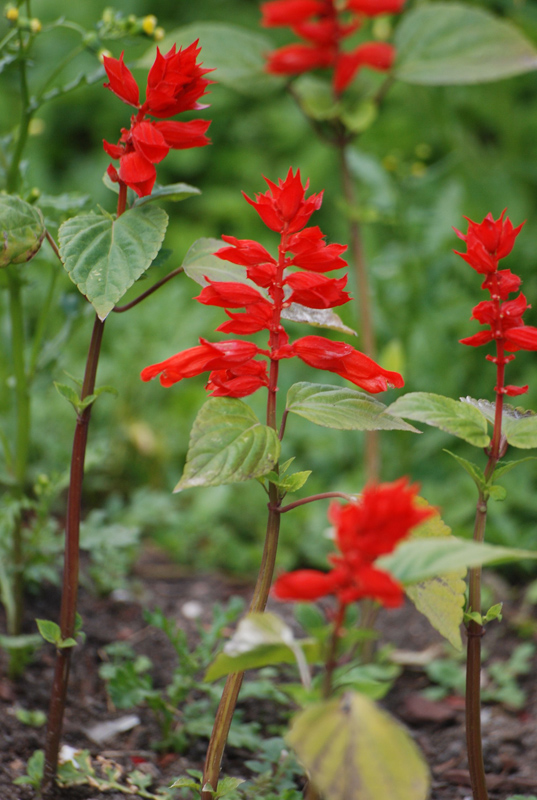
xmin=142 ymin=169 xmax=411 ymax=798
xmin=261 ymin=0 xmax=404 ymax=94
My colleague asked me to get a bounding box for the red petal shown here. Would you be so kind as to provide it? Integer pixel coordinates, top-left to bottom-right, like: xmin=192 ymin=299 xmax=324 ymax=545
xmin=131 ymin=121 xmax=170 ymax=164
xmin=153 ymin=120 xmax=211 ymax=150
xmin=103 ymin=52 xmax=139 ymax=107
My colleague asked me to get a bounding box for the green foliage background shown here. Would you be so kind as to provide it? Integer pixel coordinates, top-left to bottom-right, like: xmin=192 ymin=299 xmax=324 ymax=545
xmin=2 ymin=0 xmax=537 ymax=579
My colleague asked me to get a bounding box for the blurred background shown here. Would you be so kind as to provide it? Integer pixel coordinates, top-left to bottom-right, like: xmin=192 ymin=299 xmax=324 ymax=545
xmin=2 ymin=0 xmax=537 ymax=588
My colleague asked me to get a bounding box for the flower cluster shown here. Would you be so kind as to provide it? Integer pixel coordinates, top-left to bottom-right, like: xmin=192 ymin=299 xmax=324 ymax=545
xmin=141 ymin=169 xmax=404 ymax=398
xmin=273 ymin=479 xmax=435 ymax=608
xmin=261 ymin=0 xmax=405 ymax=94
xmin=455 ymin=211 xmax=537 ymax=396
xmin=103 ymin=42 xmax=212 ymax=197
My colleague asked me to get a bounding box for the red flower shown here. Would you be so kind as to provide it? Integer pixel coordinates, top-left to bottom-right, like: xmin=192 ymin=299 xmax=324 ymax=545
xmin=141 ymin=339 xmax=262 ymax=389
xmin=273 ymin=478 xmax=434 ymax=609
xmin=243 ymin=168 xmax=323 ymax=234
xmin=456 ymin=212 xmax=535 ymax=397
xmin=142 ymin=169 xmax=404 ymax=399
xmin=261 ymin=0 xmax=403 ymax=94
xmin=103 ymin=43 xmax=212 ymax=197
xmin=276 ymin=335 xmax=404 ymax=393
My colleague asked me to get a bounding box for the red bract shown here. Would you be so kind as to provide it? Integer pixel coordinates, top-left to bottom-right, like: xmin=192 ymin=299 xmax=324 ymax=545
xmin=456 ymin=212 xmax=537 ymax=396
xmin=142 ymin=169 xmax=404 ymax=399
xmin=103 ymin=43 xmax=212 ymax=197
xmin=273 ymin=478 xmax=434 ymax=609
xmin=261 ymin=0 xmax=403 ymax=95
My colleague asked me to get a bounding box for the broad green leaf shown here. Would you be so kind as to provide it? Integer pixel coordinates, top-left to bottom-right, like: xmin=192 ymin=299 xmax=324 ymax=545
xmin=205 ymin=612 xmax=316 ymax=684
xmin=443 ymin=450 xmax=486 ymax=493
xmin=488 ymin=484 xmax=507 ymax=501
xmin=405 ymin=510 xmax=466 ymax=650
xmin=183 ymin=238 xmax=356 ymax=335
xmin=287 ymin=692 xmax=430 ymax=800
xmin=332 ymin=664 xmax=401 ymax=700
xmin=59 ymin=205 xmax=168 ymax=320
xmin=268 ymin=469 xmax=312 ymax=493
xmin=133 ymin=182 xmax=200 ymax=207
xmin=287 ymin=382 xmax=420 ymax=432
xmin=143 ymin=23 xmax=283 ymax=96
xmin=175 ymin=398 xmax=280 ymax=491
xmin=0 ymin=194 xmax=45 ymax=267
xmin=379 ymin=537 xmax=537 ymax=585
xmin=386 ymin=392 xmax=490 ymax=446
xmin=462 ymin=397 xmax=537 ymax=449
xmin=394 ymin=3 xmax=537 ymax=85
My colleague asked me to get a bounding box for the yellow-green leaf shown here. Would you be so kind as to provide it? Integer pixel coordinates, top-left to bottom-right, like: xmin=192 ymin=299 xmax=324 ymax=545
xmin=405 ymin=509 xmax=466 ymax=651
xmin=286 ymin=692 xmax=430 ymax=800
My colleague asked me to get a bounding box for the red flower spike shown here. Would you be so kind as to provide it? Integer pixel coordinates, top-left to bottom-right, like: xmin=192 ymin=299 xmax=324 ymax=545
xmin=103 ymin=42 xmax=212 ymax=198
xmin=207 ymin=360 xmax=270 ymax=397
xmin=273 ymin=478 xmax=433 ymax=609
xmin=243 ymin=168 xmax=323 ymax=234
xmin=103 ymin=52 xmax=140 ymax=107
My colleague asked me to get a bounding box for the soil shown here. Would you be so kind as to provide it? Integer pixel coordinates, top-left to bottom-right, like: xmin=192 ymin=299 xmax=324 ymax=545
xmin=2 ymin=546 xmax=537 ymax=800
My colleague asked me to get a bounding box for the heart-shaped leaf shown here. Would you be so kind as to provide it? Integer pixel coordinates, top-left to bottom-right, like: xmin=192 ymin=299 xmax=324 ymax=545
xmin=175 ymin=398 xmax=280 ymax=491
xmin=59 ymin=205 xmax=168 ymax=319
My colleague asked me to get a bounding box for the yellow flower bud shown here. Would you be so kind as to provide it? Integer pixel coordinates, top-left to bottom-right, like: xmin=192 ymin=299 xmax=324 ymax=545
xmin=142 ymin=15 xmax=157 ymax=35
xmin=154 ymin=26 xmax=165 ymax=42
xmin=30 ymin=17 xmax=41 ymax=33
xmin=98 ymin=48 xmax=112 ymax=64
xmin=5 ymin=6 xmax=18 ymax=22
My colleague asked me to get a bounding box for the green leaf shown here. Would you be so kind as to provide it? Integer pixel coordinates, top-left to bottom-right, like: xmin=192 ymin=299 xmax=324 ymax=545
xmin=379 ymin=537 xmax=537 ymax=585
xmin=205 ymin=612 xmax=317 ymax=685
xmin=386 ymin=392 xmax=490 ymax=446
xmin=488 ymin=484 xmax=507 ymax=501
xmin=394 ymin=3 xmax=537 ymax=85
xmin=170 ymin=777 xmax=201 ymax=790
xmin=59 ymin=205 xmax=168 ymax=320
xmin=484 ymin=602 xmax=503 ymax=623
xmin=286 ymin=692 xmax=430 ymax=800
xmin=404 ymin=509 xmax=466 ymax=651
xmin=133 ymin=182 xmax=200 ymax=207
xmin=0 ymin=194 xmax=45 ymax=267
xmin=464 ymin=610 xmax=483 ymax=625
xmin=214 ymin=776 xmax=246 ymax=798
xmin=286 ymin=382 xmax=420 ymax=432
xmin=443 ymin=450 xmax=486 ymax=492
xmin=175 ymin=398 xmax=281 ymax=492
xmin=36 ymin=618 xmax=61 ymax=645
xmin=462 ymin=397 xmax=537 ymax=449
xmin=146 ymin=23 xmax=283 ymax=96
xmin=54 ymin=382 xmax=118 ymax=415
xmin=493 ymin=457 xmax=537 ymax=480
xmin=268 ymin=470 xmax=312 ymax=493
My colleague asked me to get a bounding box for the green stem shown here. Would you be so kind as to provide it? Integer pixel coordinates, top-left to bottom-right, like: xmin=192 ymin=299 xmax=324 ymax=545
xmin=6 ymin=268 xmax=30 ymax=635
xmin=7 ymin=30 xmax=33 ymax=193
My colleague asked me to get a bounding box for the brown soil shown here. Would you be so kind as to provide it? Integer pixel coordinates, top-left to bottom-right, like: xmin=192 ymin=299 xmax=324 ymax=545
xmin=2 ymin=547 xmax=537 ymax=800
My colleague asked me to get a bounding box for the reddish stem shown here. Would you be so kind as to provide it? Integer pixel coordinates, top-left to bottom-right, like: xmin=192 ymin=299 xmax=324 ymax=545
xmin=42 ymin=183 xmax=127 ymax=794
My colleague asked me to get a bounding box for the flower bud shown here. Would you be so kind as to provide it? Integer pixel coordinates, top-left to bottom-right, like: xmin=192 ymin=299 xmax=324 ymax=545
xmin=142 ymin=15 xmax=157 ymax=35
xmin=5 ymin=5 xmax=18 ymax=22
xmin=30 ymin=17 xmax=41 ymax=33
